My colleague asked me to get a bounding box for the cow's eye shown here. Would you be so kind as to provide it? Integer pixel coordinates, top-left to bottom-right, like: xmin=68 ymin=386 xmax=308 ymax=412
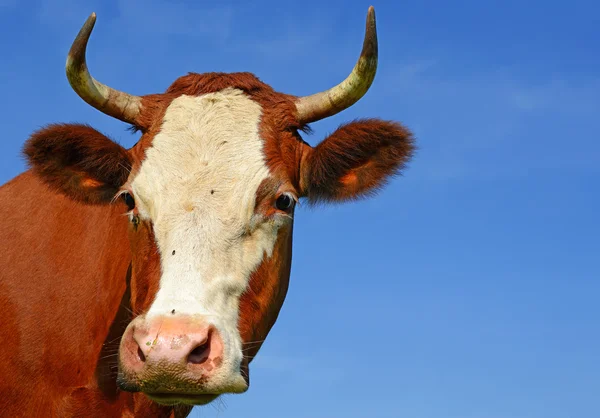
xmin=122 ymin=192 xmax=135 ymax=211
xmin=275 ymin=193 xmax=295 ymax=212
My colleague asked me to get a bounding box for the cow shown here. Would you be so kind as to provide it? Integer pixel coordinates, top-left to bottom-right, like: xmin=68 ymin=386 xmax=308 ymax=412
xmin=0 ymin=6 xmax=414 ymax=417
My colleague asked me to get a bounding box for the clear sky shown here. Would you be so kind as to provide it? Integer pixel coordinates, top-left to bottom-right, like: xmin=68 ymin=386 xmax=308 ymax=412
xmin=1 ymin=0 xmax=599 ymax=417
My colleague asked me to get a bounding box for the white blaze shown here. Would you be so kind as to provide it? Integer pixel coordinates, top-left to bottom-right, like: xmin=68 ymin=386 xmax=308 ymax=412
xmin=129 ymin=88 xmax=286 ymax=374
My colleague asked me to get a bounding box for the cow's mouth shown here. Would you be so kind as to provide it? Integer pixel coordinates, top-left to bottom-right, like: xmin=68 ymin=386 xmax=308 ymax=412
xmin=145 ymin=392 xmax=219 ymax=406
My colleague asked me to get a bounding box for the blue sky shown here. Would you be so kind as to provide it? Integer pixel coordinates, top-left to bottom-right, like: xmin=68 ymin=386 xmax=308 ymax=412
xmin=1 ymin=0 xmax=599 ymax=417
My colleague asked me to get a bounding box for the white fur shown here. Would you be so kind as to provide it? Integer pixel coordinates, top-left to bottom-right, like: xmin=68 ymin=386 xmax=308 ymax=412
xmin=129 ymin=89 xmax=287 ymax=383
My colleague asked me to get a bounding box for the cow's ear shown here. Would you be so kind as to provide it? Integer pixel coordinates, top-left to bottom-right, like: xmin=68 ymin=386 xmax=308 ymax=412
xmin=23 ymin=123 xmax=132 ymax=204
xmin=299 ymin=119 xmax=415 ymax=203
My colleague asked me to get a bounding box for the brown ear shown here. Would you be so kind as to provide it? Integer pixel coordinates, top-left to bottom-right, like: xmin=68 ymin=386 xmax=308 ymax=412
xmin=23 ymin=123 xmax=132 ymax=204
xmin=300 ymin=118 xmax=415 ymax=203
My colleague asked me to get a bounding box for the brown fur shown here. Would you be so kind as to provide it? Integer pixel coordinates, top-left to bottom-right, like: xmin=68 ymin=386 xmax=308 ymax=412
xmin=1 ymin=71 xmax=415 ymax=417
xmin=128 ymin=220 xmax=163 ymax=315
xmin=0 ymin=172 xmax=188 ymax=416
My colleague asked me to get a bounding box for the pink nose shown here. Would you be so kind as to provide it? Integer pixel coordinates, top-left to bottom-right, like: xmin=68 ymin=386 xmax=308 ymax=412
xmin=120 ymin=316 xmax=224 ymax=375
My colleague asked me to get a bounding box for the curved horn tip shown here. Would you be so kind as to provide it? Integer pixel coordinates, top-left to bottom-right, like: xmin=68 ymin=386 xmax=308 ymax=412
xmin=294 ymin=6 xmax=379 ymax=124
xmin=66 ymin=13 xmax=97 ymax=68
xmin=366 ymin=6 xmax=376 ymax=28
xmin=362 ymin=6 xmax=378 ymax=59
xmin=86 ymin=12 xmax=97 ymax=29
xmin=83 ymin=12 xmax=97 ymax=25
xmin=367 ymin=6 xmax=376 ymax=31
xmin=78 ymin=12 xmax=97 ymax=39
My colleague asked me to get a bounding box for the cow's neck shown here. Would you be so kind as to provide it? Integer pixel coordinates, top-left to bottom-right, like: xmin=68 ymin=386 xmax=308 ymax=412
xmin=0 ymin=171 xmax=186 ymax=417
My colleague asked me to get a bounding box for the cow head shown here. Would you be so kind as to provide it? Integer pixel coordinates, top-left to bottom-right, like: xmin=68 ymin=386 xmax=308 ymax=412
xmin=23 ymin=7 xmax=414 ymax=406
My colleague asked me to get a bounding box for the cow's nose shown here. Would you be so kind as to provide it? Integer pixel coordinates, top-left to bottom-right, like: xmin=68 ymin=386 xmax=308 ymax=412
xmin=121 ymin=316 xmax=224 ymax=374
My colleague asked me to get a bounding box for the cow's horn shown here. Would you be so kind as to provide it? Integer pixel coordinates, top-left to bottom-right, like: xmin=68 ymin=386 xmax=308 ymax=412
xmin=295 ymin=6 xmax=378 ymax=124
xmin=66 ymin=13 xmax=142 ymax=125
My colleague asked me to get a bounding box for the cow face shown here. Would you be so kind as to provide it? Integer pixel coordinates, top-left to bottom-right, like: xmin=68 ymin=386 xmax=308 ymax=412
xmin=117 ymin=81 xmax=304 ymax=404
xmin=22 ymin=8 xmax=415 ymax=406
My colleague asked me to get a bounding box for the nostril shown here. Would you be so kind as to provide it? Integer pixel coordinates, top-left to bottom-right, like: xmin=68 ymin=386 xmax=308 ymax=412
xmin=188 ymin=340 xmax=210 ymax=364
xmin=137 ymin=346 xmax=146 ymax=363
xmin=187 ymin=331 xmax=212 ymax=365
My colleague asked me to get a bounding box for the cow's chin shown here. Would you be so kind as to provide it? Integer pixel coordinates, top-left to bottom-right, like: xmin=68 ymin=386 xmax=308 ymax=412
xmin=145 ymin=393 xmax=219 ymax=406
xmin=117 ymin=369 xmax=249 ymax=405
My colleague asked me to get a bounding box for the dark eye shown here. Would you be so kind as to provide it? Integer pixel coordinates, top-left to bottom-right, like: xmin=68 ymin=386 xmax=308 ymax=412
xmin=122 ymin=192 xmax=135 ymax=211
xmin=275 ymin=194 xmax=295 ymax=211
